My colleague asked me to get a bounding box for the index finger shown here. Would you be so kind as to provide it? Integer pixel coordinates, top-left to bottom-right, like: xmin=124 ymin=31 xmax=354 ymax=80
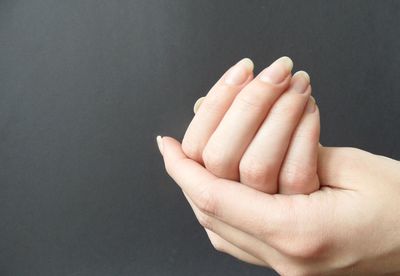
xmin=182 ymin=58 xmax=254 ymax=165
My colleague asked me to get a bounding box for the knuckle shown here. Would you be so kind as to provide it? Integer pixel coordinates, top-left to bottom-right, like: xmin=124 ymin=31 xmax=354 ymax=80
xmin=181 ymin=137 xmax=202 ymax=161
xmin=239 ymin=158 xmax=275 ymax=184
xmin=280 ymin=162 xmax=315 ymax=191
xmin=202 ymin=146 xmax=228 ymax=175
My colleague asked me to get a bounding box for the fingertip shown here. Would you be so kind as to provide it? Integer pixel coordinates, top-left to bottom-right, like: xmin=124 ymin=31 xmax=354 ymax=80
xmin=159 ymin=136 xmax=185 ymax=176
xmin=239 ymin=57 xmax=254 ymax=73
xmin=292 ymin=70 xmax=310 ymax=82
xmin=156 ymin=135 xmax=164 ymax=156
xmin=278 ymin=56 xmax=294 ymax=72
xmin=193 ymin=97 xmax=205 ymax=114
xmin=160 ymin=136 xmax=176 ymax=153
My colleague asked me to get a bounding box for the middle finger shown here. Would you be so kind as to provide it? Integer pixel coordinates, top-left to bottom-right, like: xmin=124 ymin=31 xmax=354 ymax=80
xmin=239 ymin=71 xmax=312 ymax=193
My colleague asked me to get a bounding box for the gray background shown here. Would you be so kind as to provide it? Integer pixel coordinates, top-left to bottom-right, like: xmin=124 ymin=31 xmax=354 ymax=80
xmin=1 ymin=1 xmax=399 ymax=275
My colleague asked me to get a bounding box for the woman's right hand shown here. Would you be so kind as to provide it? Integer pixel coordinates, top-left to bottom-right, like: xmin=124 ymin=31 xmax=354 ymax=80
xmin=182 ymin=56 xmax=320 ymax=195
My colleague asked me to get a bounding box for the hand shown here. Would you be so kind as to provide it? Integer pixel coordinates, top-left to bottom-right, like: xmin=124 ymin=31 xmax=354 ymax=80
xmin=182 ymin=57 xmax=320 ymax=194
xmin=159 ymin=56 xmax=322 ymax=272
xmin=157 ymin=137 xmax=400 ymax=275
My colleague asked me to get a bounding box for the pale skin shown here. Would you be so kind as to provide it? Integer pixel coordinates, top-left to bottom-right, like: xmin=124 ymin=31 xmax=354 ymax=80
xmin=183 ymin=57 xmax=320 ymax=195
xmin=156 ymin=57 xmax=400 ymax=275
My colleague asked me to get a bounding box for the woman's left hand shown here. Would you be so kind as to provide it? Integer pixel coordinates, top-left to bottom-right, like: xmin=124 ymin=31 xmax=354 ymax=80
xmin=158 ymin=136 xmax=400 ymax=275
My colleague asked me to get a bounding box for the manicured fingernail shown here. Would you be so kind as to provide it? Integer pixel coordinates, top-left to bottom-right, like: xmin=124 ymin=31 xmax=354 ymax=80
xmin=156 ymin=135 xmax=164 ymax=155
xmin=224 ymin=58 xmax=254 ymax=85
xmin=306 ymin=96 xmax=316 ymax=113
xmin=291 ymin=71 xmax=310 ymax=93
xmin=259 ymin=56 xmax=293 ymax=84
xmin=193 ymin=97 xmax=205 ymax=114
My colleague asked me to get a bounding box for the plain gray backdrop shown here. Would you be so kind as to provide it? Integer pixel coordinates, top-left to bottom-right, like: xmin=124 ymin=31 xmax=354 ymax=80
xmin=1 ymin=1 xmax=399 ymax=275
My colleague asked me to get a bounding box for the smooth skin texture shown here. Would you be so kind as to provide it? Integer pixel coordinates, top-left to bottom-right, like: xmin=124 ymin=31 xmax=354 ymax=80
xmin=183 ymin=57 xmax=320 ymax=194
xmin=157 ymin=136 xmax=400 ymax=275
xmin=177 ymin=57 xmax=320 ymax=265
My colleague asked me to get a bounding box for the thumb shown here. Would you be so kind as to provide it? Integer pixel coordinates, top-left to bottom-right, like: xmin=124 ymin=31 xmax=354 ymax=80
xmin=157 ymin=135 xmax=217 ymax=189
xmin=317 ymin=146 xmax=366 ymax=190
xmin=157 ymin=136 xmax=295 ymax=244
xmin=158 ymin=135 xmax=192 ymax=168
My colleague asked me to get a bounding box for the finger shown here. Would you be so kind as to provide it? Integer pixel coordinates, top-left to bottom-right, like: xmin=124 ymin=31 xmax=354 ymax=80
xmin=279 ymin=97 xmax=320 ymax=194
xmin=239 ymin=71 xmax=311 ymax=193
xmin=202 ymin=57 xmax=293 ymax=180
xmin=160 ymin=136 xmax=292 ymax=245
xmin=318 ymin=146 xmax=371 ymax=190
xmin=183 ymin=191 xmax=269 ymax=267
xmin=182 ymin=58 xmax=254 ymax=164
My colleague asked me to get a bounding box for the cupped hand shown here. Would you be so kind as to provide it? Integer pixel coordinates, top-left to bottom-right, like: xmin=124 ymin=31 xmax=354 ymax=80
xmin=157 ymin=137 xmax=400 ymax=275
xmin=182 ymin=57 xmax=320 ymax=195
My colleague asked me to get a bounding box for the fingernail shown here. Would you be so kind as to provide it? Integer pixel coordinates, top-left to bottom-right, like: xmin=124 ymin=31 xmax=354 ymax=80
xmin=224 ymin=58 xmax=254 ymax=85
xmin=306 ymin=96 xmax=316 ymax=113
xmin=156 ymin=135 xmax=164 ymax=155
xmin=193 ymin=97 xmax=205 ymax=114
xmin=291 ymin=71 xmax=310 ymax=93
xmin=259 ymin=56 xmax=293 ymax=84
